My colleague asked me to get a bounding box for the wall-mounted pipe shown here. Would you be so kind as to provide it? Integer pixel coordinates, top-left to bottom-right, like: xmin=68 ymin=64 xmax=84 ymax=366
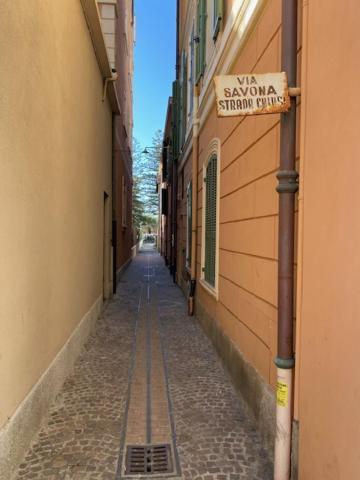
xmin=102 ymin=72 xmax=118 ymax=102
xmin=188 ymin=85 xmax=200 ymax=315
xmin=112 ymin=113 xmax=117 ymax=294
xmin=171 ymin=0 xmax=180 ymax=284
xmin=171 ymin=157 xmax=178 ymax=283
xmin=274 ymin=0 xmax=298 ymax=479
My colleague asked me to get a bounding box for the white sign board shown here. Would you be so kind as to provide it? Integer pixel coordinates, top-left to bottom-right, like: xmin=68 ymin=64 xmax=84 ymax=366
xmin=214 ymin=72 xmax=290 ymax=117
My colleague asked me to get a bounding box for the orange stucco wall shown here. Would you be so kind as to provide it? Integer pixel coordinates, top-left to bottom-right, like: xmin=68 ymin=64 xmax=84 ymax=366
xmin=195 ymin=0 xmax=301 ymax=388
xmin=297 ymin=1 xmax=360 ymax=478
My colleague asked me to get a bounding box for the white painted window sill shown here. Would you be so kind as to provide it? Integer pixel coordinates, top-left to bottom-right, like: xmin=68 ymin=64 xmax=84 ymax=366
xmin=199 ymin=278 xmax=218 ymax=300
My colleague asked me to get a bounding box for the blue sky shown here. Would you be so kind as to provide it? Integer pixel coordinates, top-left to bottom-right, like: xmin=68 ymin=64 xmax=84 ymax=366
xmin=133 ymin=0 xmax=176 ymax=149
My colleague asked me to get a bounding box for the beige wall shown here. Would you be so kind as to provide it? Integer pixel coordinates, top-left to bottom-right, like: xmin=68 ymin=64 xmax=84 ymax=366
xmin=297 ymin=1 xmax=360 ymax=478
xmin=0 ymin=0 xmax=112 ymax=427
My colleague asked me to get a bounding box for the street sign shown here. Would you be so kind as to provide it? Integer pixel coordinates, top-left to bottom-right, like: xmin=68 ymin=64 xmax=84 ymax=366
xmin=214 ymin=72 xmax=290 ymax=117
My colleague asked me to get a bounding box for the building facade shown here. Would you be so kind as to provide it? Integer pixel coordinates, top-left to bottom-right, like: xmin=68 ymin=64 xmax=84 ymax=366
xmin=161 ymin=0 xmax=360 ymax=478
xmin=159 ymin=99 xmax=174 ymax=267
xmin=98 ymin=0 xmax=135 ymax=283
xmin=0 ymin=1 xmax=134 ymax=477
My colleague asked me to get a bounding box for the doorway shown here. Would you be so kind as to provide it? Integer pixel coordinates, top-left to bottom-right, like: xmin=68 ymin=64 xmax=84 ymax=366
xmin=103 ymin=192 xmax=111 ymax=300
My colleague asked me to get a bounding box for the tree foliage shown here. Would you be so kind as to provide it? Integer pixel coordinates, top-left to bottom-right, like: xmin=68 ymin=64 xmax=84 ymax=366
xmin=132 ymin=131 xmax=162 ymax=231
xmin=132 ymin=174 xmax=146 ymax=232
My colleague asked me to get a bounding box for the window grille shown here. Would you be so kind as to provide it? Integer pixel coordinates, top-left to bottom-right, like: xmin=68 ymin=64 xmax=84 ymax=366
xmin=204 ymin=155 xmax=217 ymax=286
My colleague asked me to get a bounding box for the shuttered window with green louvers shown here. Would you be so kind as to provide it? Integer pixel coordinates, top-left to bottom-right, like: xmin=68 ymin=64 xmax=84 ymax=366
xmin=204 ymin=155 xmax=217 ymax=287
xmin=213 ymin=0 xmax=223 ymax=40
xmin=172 ymin=80 xmax=180 ymax=159
xmin=186 ymin=182 xmax=192 ymax=268
xmin=180 ymin=51 xmax=188 ymax=148
xmin=195 ymin=0 xmax=207 ymax=85
xmin=189 ymin=25 xmax=195 ymax=118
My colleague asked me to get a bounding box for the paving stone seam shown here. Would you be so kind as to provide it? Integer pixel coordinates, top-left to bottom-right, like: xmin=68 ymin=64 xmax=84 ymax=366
xmin=115 ymin=281 xmax=143 ymax=479
xmin=154 ymin=277 xmax=182 ymax=478
xmin=146 ymin=272 xmax=152 ymax=444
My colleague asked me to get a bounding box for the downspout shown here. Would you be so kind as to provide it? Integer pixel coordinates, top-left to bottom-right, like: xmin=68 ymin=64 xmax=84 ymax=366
xmin=274 ymin=1 xmax=298 ymax=479
xmin=112 ymin=114 xmax=118 ymax=294
xmin=103 ymin=73 xmax=119 ymax=102
xmin=188 ymin=85 xmax=199 ymax=315
xmin=172 ymin=156 xmax=178 ymax=283
xmin=172 ymin=0 xmax=180 ymax=283
xmin=169 ymin=148 xmax=175 ymax=275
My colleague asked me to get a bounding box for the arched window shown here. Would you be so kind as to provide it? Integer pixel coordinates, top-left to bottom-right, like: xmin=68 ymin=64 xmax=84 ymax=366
xmin=203 ymin=154 xmax=217 ymax=287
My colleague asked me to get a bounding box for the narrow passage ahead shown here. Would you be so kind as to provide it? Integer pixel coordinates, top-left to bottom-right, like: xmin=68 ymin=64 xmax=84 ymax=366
xmin=15 ymin=248 xmax=272 ymax=480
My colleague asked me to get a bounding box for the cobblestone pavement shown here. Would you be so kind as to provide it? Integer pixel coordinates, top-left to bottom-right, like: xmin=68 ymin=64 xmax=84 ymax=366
xmin=13 ymin=248 xmax=272 ymax=480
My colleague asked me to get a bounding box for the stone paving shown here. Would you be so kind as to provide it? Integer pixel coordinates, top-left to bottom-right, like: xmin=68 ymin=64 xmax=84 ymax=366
xmin=13 ymin=248 xmax=272 ymax=480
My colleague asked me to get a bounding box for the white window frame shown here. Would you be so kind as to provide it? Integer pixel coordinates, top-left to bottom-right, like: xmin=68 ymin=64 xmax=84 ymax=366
xmin=200 ymin=137 xmax=220 ymax=299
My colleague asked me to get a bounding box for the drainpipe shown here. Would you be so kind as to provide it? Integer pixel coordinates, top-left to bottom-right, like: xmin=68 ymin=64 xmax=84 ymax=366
xmin=172 ymin=157 xmax=178 ymax=284
xmin=175 ymin=0 xmax=180 ymax=87
xmin=171 ymin=0 xmax=180 ymax=284
xmin=112 ymin=113 xmax=118 ymax=294
xmin=274 ymin=0 xmax=298 ymax=479
xmin=169 ymin=150 xmax=175 ymax=275
xmin=188 ymin=85 xmax=199 ymax=315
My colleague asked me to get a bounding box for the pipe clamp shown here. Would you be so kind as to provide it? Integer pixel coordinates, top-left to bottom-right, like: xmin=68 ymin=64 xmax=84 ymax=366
xmin=276 ymin=169 xmax=299 ymax=194
xmin=274 ymin=356 xmax=295 ymax=369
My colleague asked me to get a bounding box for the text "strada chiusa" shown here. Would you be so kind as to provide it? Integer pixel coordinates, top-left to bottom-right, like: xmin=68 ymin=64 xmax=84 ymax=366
xmin=214 ymin=72 xmax=290 ymax=117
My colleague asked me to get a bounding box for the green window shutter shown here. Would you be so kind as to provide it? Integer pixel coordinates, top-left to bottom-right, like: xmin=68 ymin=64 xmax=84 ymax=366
xmin=200 ymin=0 xmax=207 ymax=76
xmin=195 ymin=1 xmax=200 ymax=83
xmin=204 ymin=155 xmax=217 ymax=287
xmin=195 ymin=0 xmax=207 ymax=85
xmin=189 ymin=25 xmax=195 ymax=116
xmin=213 ymin=0 xmax=223 ymax=40
xmin=177 ymin=79 xmax=182 ymax=154
xmin=187 ymin=182 xmax=192 ymax=266
xmin=180 ymin=51 xmax=187 ymax=148
xmin=172 ymin=80 xmax=180 ymax=159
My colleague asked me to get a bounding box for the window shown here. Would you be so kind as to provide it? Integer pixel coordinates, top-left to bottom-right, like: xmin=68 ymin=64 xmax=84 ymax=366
xmin=161 ymin=188 xmax=168 ymax=215
xmin=203 ymin=154 xmax=217 ymax=288
xmin=195 ymin=0 xmax=207 ymax=84
xmin=200 ymin=138 xmax=220 ymax=295
xmin=188 ymin=24 xmax=195 ymax=119
xmin=186 ymin=182 xmax=192 ymax=268
xmin=180 ymin=51 xmax=188 ymax=147
xmin=213 ymin=0 xmax=223 ymax=40
xmin=172 ymin=80 xmax=180 ymax=159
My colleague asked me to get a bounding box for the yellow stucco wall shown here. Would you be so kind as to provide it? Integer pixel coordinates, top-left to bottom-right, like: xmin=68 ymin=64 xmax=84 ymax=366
xmin=0 ymin=0 xmax=112 ymax=427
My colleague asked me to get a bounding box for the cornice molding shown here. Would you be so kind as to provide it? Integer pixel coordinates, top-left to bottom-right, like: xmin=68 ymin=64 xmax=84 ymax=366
xmin=80 ymin=0 xmax=121 ymax=114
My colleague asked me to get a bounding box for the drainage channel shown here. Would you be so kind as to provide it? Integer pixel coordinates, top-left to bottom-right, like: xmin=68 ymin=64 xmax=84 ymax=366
xmin=125 ymin=444 xmax=173 ymax=476
xmin=117 ymin=251 xmax=181 ymax=479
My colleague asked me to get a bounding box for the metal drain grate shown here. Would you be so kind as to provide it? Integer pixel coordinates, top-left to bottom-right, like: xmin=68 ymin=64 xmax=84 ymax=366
xmin=125 ymin=444 xmax=173 ymax=476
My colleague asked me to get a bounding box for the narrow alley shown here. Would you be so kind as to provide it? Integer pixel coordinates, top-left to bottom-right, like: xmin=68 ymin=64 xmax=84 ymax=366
xmin=2 ymin=1 xmax=360 ymax=479
xmin=14 ymin=248 xmax=272 ymax=480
